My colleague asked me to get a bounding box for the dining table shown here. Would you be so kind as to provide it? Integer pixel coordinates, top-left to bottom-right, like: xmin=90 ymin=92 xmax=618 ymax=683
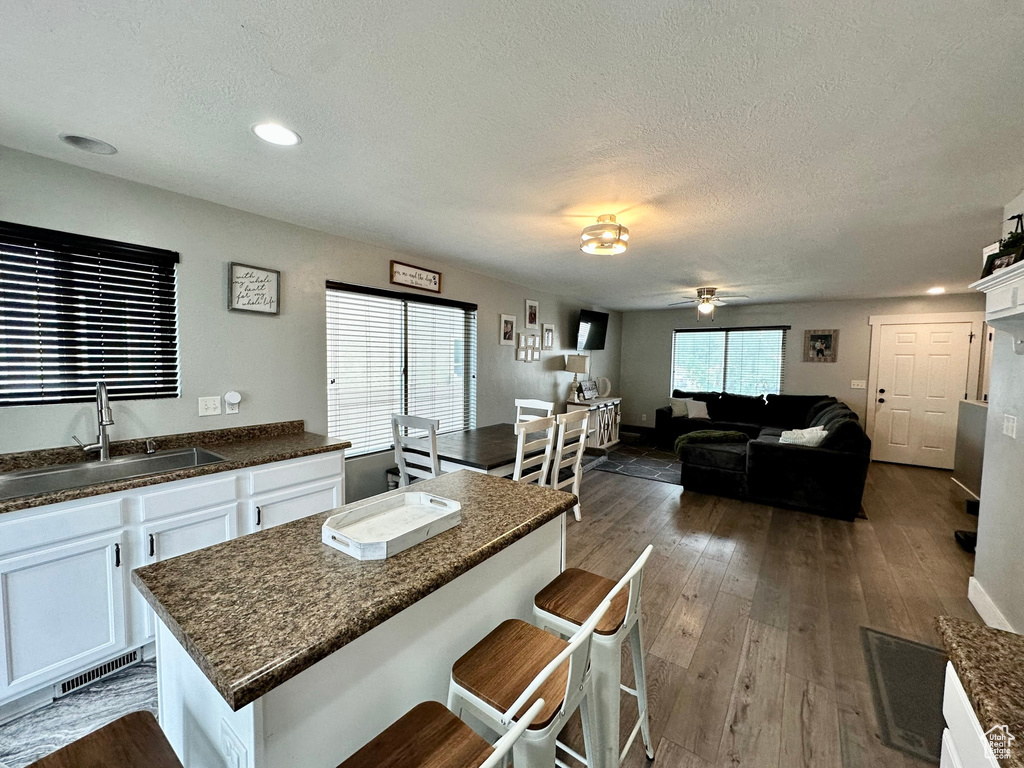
xmin=404 ymin=422 xmax=534 ymax=477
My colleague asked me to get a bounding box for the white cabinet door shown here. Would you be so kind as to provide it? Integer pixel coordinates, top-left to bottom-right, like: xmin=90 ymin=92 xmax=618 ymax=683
xmin=250 ymin=479 xmax=342 ymax=531
xmin=0 ymin=531 xmax=126 ymax=701
xmin=139 ymin=504 xmax=238 ymax=638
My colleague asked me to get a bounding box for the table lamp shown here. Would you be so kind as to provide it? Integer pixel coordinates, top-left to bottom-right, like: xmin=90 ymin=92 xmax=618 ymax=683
xmin=565 ymin=354 xmax=589 ymax=403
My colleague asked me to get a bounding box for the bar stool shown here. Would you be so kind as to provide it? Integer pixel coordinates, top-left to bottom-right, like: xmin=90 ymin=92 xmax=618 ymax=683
xmin=27 ymin=710 xmax=182 ymax=768
xmin=447 ymin=599 xmax=612 ymax=768
xmin=337 ymin=698 xmax=544 ymax=768
xmin=533 ymin=545 xmax=655 ymax=768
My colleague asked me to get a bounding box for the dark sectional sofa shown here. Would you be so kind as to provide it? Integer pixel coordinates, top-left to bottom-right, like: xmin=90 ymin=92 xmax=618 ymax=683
xmin=655 ymin=391 xmax=871 ymax=520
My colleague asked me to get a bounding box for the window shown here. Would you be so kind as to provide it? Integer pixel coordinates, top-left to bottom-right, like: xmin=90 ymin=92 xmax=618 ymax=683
xmin=0 ymin=220 xmax=180 ymax=407
xmin=326 ymin=282 xmax=477 ymax=456
xmin=671 ymin=326 xmax=788 ymax=396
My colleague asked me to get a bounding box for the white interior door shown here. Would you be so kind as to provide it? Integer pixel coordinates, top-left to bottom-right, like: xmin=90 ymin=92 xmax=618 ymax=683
xmin=872 ymin=322 xmax=972 ymax=469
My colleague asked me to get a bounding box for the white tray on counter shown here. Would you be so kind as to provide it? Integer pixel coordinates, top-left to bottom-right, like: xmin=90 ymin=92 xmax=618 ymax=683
xmin=321 ymin=492 xmax=462 ymax=561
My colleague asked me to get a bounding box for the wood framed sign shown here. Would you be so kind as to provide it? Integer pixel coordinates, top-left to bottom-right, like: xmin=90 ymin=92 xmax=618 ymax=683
xmin=229 ymin=262 xmax=280 ymax=315
xmin=390 ymin=260 xmax=442 ymax=293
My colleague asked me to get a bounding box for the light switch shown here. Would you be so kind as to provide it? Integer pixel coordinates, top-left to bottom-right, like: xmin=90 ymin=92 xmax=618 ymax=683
xmin=850 ymin=380 xmax=867 ymax=390
xmin=198 ymin=396 xmax=221 ymax=416
xmin=1003 ymin=414 xmax=1017 ymax=439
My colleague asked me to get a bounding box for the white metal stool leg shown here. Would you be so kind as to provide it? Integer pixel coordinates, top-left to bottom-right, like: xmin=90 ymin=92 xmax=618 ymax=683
xmin=589 ymin=637 xmax=623 ymax=768
xmin=628 ymin=619 xmax=655 ymax=760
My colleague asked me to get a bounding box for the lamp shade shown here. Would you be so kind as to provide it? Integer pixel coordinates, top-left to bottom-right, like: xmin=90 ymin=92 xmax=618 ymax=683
xmin=580 ymin=214 xmax=629 ymax=255
xmin=565 ymin=354 xmax=589 ymax=374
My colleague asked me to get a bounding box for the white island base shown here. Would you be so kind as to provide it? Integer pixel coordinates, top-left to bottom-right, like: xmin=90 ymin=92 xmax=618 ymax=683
xmin=155 ymin=516 xmax=564 ymax=768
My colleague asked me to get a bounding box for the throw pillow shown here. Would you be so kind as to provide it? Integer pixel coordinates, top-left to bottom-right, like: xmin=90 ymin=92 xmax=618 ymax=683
xmin=683 ymin=398 xmax=710 ymax=420
xmin=675 ymin=430 xmax=749 ymax=452
xmin=669 ymin=397 xmax=689 ymax=418
xmin=779 ymin=427 xmax=828 ymax=447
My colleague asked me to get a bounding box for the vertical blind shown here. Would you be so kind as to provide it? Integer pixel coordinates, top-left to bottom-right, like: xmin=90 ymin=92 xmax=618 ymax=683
xmin=326 ymin=282 xmax=477 ymax=456
xmin=0 ymin=220 xmax=180 ymax=406
xmin=671 ymin=327 xmax=788 ymax=396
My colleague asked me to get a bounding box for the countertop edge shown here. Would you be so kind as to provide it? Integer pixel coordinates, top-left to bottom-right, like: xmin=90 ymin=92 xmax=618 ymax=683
xmin=139 ymin=491 xmax=575 ymax=711
xmin=0 ymin=437 xmax=351 ymax=516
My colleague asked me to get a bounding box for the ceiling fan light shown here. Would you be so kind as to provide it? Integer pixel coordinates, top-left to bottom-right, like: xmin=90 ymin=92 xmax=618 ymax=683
xmin=698 ymin=301 xmax=715 ymax=315
xmin=580 ymin=214 xmax=629 ymax=255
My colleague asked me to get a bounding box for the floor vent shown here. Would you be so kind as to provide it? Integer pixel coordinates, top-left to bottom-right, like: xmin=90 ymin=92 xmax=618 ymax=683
xmin=55 ymin=649 xmax=140 ymax=698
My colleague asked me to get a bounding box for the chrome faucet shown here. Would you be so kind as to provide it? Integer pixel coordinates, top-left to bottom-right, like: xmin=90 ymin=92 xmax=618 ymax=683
xmin=73 ymin=383 xmax=114 ymax=461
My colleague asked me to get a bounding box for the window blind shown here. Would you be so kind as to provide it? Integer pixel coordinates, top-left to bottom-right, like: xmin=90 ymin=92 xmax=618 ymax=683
xmin=671 ymin=326 xmax=787 ymax=396
xmin=326 ymin=282 xmax=477 ymax=456
xmin=0 ymin=220 xmax=180 ymax=407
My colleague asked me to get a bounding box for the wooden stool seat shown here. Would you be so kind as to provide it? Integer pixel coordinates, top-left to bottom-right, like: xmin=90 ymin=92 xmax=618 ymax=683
xmin=534 ymin=568 xmax=629 ymax=635
xmin=338 ymin=701 xmax=493 ymax=768
xmin=27 ymin=711 xmax=182 ymax=768
xmin=451 ymin=619 xmax=568 ymax=730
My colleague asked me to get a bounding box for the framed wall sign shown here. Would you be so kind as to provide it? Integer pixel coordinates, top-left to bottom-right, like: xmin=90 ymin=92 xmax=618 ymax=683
xmin=229 ymin=262 xmax=280 ymax=315
xmin=542 ymin=323 xmax=555 ymax=350
xmin=390 ymin=260 xmax=442 ymax=293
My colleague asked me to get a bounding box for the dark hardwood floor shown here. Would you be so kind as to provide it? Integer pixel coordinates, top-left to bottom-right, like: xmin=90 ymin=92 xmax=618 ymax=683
xmin=561 ymin=461 xmax=981 ymax=768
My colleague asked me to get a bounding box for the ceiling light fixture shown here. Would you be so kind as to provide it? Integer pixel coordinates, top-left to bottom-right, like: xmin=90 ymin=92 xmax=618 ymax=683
xmin=59 ymin=134 xmax=117 ymax=155
xmin=927 ymin=286 xmax=946 ymax=295
xmin=580 ymin=214 xmax=629 ymax=255
xmin=252 ymin=123 xmax=301 ymax=146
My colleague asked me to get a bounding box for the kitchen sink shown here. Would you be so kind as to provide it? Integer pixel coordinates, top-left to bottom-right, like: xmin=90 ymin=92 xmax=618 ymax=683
xmin=0 ymin=447 xmax=227 ymax=502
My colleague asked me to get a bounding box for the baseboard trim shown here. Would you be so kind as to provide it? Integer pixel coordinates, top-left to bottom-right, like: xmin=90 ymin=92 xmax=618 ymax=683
xmin=968 ymin=577 xmax=1016 ymax=632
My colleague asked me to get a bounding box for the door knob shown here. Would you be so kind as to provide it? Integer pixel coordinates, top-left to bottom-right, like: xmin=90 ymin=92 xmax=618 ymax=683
xmin=878 ymin=398 xmax=885 ymax=403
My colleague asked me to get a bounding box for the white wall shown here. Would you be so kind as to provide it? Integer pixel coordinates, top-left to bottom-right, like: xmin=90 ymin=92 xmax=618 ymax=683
xmin=973 ymin=186 xmax=1024 ymax=631
xmin=619 ymin=293 xmax=986 ymax=426
xmin=0 ymin=147 xmax=621 ymax=500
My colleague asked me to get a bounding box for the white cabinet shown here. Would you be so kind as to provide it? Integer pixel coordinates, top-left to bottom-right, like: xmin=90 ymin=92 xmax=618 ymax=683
xmin=0 ymin=448 xmax=345 ymax=710
xmin=567 ymin=397 xmax=622 ymax=450
xmin=0 ymin=531 xmax=127 ymax=700
xmin=941 ymin=661 xmax=1000 ymax=767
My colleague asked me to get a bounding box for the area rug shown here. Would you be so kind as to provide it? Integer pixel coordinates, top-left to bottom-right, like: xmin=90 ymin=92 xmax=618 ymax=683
xmin=861 ymin=626 xmax=947 ymax=764
xmin=593 ymin=444 xmax=682 ymax=485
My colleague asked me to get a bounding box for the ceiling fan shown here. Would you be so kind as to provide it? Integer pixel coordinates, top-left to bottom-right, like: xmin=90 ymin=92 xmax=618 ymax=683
xmin=670 ymin=287 xmax=749 ymax=320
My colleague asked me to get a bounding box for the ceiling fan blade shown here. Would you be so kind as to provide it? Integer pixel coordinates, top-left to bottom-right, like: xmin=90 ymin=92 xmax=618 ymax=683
xmin=669 ymin=300 xmax=698 ymax=306
xmin=715 ymin=295 xmax=749 ymax=300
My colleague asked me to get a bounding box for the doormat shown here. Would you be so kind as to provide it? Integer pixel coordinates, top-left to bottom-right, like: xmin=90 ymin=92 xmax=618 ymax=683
xmin=593 ymin=445 xmax=682 ymax=485
xmin=861 ymin=626 xmax=947 ymax=764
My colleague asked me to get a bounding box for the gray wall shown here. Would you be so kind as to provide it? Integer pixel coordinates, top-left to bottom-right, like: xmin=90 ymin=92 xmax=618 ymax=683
xmin=973 ymin=187 xmax=1024 ymax=631
xmin=0 ymin=147 xmax=621 ymax=500
xmin=619 ymin=293 xmax=986 ymax=426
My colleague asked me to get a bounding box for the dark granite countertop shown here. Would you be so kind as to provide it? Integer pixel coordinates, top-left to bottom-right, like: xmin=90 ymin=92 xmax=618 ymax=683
xmin=0 ymin=420 xmax=350 ymax=515
xmin=132 ymin=471 xmax=575 ymax=711
xmin=937 ymin=616 xmax=1024 ymax=768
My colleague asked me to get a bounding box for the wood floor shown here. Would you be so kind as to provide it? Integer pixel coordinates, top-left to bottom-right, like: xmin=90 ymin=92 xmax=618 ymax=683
xmin=560 ymin=461 xmax=981 ymax=768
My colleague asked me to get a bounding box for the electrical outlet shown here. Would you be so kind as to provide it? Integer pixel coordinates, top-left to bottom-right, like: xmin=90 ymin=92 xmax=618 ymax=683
xmin=850 ymin=380 xmax=866 ymax=390
xmin=198 ymin=396 xmax=221 ymax=416
xmin=1003 ymin=414 xmax=1017 ymax=439
xmin=641 ymin=413 xmax=647 ymax=422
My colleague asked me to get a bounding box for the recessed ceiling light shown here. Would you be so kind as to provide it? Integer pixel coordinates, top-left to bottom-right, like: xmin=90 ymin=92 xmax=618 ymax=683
xmin=59 ymin=134 xmax=117 ymax=155
xmin=252 ymin=123 xmax=301 ymax=146
xmin=927 ymin=286 xmax=946 ymax=295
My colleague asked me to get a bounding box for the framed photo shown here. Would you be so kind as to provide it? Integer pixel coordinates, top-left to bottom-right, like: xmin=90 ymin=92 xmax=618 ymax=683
xmin=500 ymin=314 xmax=516 ymax=346
xmin=390 ymin=260 xmax=441 ymax=293
xmin=516 ymin=348 xmax=528 ymax=362
xmin=524 ymin=299 xmax=539 ymax=329
xmin=542 ymin=323 xmax=555 ymax=350
xmin=229 ymin=262 xmax=280 ymax=315
xmin=804 ymin=329 xmax=839 ymax=363
xmin=981 ymin=246 xmax=1024 ymax=279
xmin=518 ymin=333 xmax=527 ymax=347
xmin=526 ymin=335 xmax=537 ymax=348
xmin=530 ymin=348 xmax=541 ymax=361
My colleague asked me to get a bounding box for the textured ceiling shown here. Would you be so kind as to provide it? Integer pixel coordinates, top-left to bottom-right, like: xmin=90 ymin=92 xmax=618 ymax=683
xmin=2 ymin=0 xmax=1023 ymax=310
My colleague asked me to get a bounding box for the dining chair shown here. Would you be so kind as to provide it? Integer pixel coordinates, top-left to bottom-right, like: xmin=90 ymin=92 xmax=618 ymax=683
xmin=391 ymin=414 xmax=441 ymax=487
xmin=514 ymin=398 xmax=555 ymax=425
xmin=551 ymin=410 xmax=590 ymax=521
xmin=512 ymin=414 xmax=557 ymax=486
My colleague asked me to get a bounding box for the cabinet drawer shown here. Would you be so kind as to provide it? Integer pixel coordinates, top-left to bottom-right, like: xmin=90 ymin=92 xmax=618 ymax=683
xmin=140 ymin=475 xmax=238 ymax=521
xmin=942 ymin=662 xmax=999 ymax=767
xmin=0 ymin=499 xmax=123 ymax=558
xmin=250 ymin=480 xmax=341 ymax=530
xmin=248 ymin=452 xmax=344 ymax=495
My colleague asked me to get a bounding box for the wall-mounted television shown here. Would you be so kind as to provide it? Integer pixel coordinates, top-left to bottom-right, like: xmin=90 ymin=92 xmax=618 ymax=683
xmin=575 ymin=309 xmax=609 ymax=351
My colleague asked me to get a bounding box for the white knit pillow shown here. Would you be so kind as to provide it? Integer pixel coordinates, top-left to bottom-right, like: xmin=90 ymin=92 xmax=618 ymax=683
xmin=682 ymin=398 xmax=710 ymax=420
xmin=669 ymin=397 xmax=689 ymax=417
xmin=779 ymin=427 xmax=828 ymax=446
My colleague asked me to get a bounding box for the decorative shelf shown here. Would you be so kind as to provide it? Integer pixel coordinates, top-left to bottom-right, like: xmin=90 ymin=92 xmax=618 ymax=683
xmin=971 ymin=260 xmax=1024 ymax=353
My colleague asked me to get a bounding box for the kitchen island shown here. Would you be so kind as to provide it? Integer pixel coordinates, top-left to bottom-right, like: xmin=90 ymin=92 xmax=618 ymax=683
xmin=132 ymin=470 xmax=574 ymax=768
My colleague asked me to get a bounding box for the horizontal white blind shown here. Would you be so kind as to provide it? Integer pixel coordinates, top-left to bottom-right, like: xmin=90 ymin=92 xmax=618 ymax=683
xmin=671 ymin=327 xmax=786 ymax=396
xmin=670 ymin=332 xmax=725 ymax=393
xmin=0 ymin=221 xmax=180 ymax=406
xmin=326 ymin=285 xmax=477 ymax=456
